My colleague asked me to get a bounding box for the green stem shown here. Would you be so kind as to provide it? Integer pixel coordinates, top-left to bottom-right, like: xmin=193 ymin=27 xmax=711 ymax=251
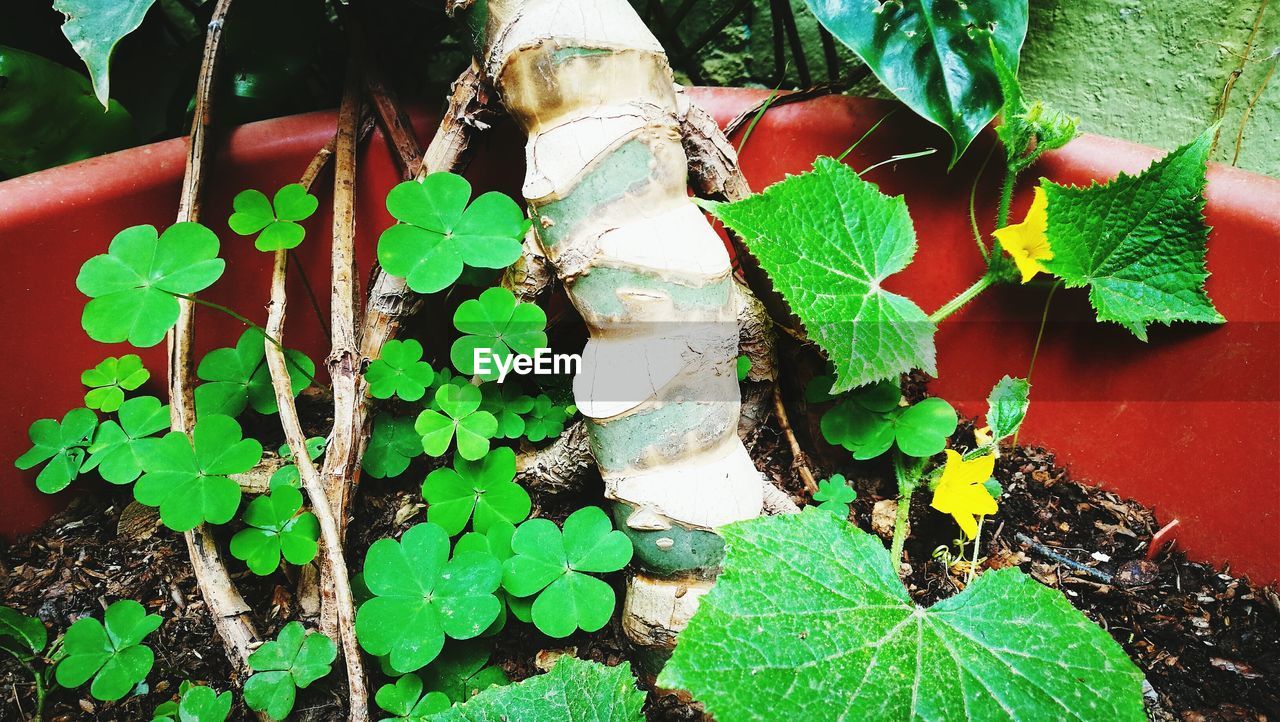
xmin=928 ymin=273 xmax=995 ymax=325
xmin=969 ymin=145 xmax=996 ymax=262
xmin=168 ymin=293 xmax=318 ymax=385
xmin=967 ymin=516 xmax=984 ymax=585
xmin=889 ymin=452 xmax=921 ymax=571
xmin=996 ymin=164 xmax=1017 ymax=229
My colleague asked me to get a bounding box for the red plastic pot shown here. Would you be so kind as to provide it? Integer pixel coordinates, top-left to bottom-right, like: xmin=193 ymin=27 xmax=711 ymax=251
xmin=1 ymin=88 xmax=1276 ymax=584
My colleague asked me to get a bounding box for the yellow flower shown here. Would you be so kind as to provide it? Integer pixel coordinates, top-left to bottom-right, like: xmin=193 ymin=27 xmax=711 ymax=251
xmin=973 ymin=425 xmax=993 ymax=447
xmin=930 ymin=450 xmax=997 ymax=539
xmin=993 ymin=186 xmax=1053 ymax=283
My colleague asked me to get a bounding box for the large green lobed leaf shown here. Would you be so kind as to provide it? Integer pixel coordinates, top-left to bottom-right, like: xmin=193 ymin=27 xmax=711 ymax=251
xmin=659 ymin=510 xmax=1144 ymax=721
xmin=429 ymin=657 xmax=643 ymax=722
xmin=711 ymin=158 xmax=935 ymax=392
xmin=804 ymin=0 xmax=1029 ymax=162
xmin=1041 ymin=129 xmax=1224 ymax=340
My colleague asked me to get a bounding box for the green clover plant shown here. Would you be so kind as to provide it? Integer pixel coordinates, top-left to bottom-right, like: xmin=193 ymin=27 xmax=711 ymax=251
xmin=522 ymin=394 xmax=571 ymax=444
xmin=76 ymin=223 xmax=225 ymax=347
xmin=151 ymin=682 xmax=233 ymax=722
xmin=134 ymin=414 xmax=262 ymax=531
xmin=423 ymin=447 xmax=530 ymax=536
xmin=229 ymin=184 xmax=320 ymax=251
xmin=502 ymin=506 xmax=633 ymax=638
xmin=356 ymin=522 xmax=502 ymax=673
xmin=82 ymin=354 xmax=150 ymax=412
xmin=15 ymin=407 xmax=97 ymax=493
xmin=84 ymin=395 xmax=170 ymax=484
xmin=812 ymin=474 xmax=856 ymax=516
xmin=195 ymin=328 xmax=314 ymax=417
xmin=415 ymin=382 xmax=498 ymax=461
xmin=55 ymin=599 xmax=162 ymax=702
xmin=418 ymin=639 xmax=509 ymax=703
xmin=378 ymin=172 xmax=529 ymax=294
xmin=449 ymin=287 xmax=548 ymax=380
xmin=363 ymin=414 xmax=423 ymax=479
xmin=230 ymin=485 xmax=320 ymax=575
xmin=269 ymin=436 xmax=326 ymax=489
xmin=243 ymin=621 xmax=336 ymax=721
xmin=453 ymin=521 xmax=517 ymax=633
xmin=821 ymin=381 xmax=957 ymax=459
xmin=480 ymin=381 xmax=534 ymax=439
xmin=366 ymin=339 xmax=435 ymax=401
xmin=375 ymin=673 xmax=451 ymax=721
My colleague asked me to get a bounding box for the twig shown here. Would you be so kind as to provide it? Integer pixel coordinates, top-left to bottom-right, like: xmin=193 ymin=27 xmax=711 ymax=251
xmin=772 ymin=386 xmax=818 ymax=494
xmin=1015 ymin=532 xmax=1115 ymax=584
xmin=265 ymin=226 xmax=368 ymax=722
xmin=164 ymin=0 xmax=261 ymax=674
xmin=722 ymin=85 xmax=837 ymax=139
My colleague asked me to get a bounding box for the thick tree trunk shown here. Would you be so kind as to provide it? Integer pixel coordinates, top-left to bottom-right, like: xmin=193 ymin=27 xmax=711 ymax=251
xmin=461 ymin=0 xmax=763 ymax=656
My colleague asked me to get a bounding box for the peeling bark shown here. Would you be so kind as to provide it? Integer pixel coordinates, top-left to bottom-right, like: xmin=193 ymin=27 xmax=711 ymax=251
xmin=463 ymin=0 xmax=764 ymax=654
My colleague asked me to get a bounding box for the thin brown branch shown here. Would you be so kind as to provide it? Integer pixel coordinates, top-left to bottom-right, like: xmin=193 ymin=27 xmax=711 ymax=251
xmin=363 ymin=58 xmax=423 ymax=177
xmin=163 ymin=0 xmax=261 ymax=675
xmin=773 ymin=385 xmax=819 ymax=494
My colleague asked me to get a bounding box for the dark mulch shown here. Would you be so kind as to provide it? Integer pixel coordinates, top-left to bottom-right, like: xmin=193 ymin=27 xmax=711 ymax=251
xmin=2 ymin=395 xmax=1277 ymax=720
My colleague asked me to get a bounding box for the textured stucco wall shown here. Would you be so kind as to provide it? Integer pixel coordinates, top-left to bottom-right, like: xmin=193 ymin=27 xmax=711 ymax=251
xmin=644 ymin=0 xmax=1278 ymax=177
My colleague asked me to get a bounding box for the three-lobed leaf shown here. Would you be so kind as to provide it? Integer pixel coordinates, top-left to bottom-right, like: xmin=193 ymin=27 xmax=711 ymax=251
xmin=822 ymin=394 xmax=957 ymax=460
xmin=230 ymin=485 xmax=320 ymax=575
xmin=522 ymin=394 xmax=569 ymax=444
xmin=366 ymin=339 xmax=435 ymax=401
xmin=710 ymin=158 xmax=935 ymax=392
xmin=134 ymin=414 xmax=261 ymax=531
xmin=659 ymin=509 xmax=1145 ymax=721
xmin=502 ymin=506 xmax=632 ymax=638
xmin=363 ymin=414 xmax=423 ymax=479
xmin=356 ymin=522 xmax=502 ymax=673
xmin=82 ymin=354 xmax=150 ymax=412
xmin=229 ymin=184 xmax=319 ymax=251
xmin=15 ymin=407 xmax=98 ymax=493
xmin=77 ymin=223 xmax=225 ymax=347
xmin=415 ymin=382 xmax=498 ymax=461
xmin=244 ymin=621 xmax=336 ymax=721
xmin=374 ymin=673 xmax=450 ymax=720
xmin=1042 ymin=129 xmax=1224 ymax=340
xmin=423 ymin=448 xmax=530 ymax=536
xmin=84 ymin=395 xmax=170 ymax=484
xmin=480 ymin=382 xmax=534 ymax=440
xmin=152 ymin=684 xmax=233 ymax=722
xmin=378 ymin=173 xmax=529 ymax=294
xmin=450 ymin=287 xmax=548 ymax=380
xmin=196 ymin=328 xmax=314 ymax=417
xmin=55 ymin=599 xmax=162 ymax=702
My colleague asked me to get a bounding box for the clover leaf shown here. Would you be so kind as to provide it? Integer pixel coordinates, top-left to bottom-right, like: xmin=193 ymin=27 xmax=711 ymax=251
xmin=55 ymin=599 xmax=162 ymax=702
xmin=415 ymin=382 xmax=498 ymax=461
xmin=812 ymin=474 xmax=857 ymax=516
xmin=363 ymin=414 xmax=423 ymax=480
xmin=356 ymin=522 xmax=503 ymax=673
xmin=243 ymin=621 xmax=336 ymax=721
xmin=502 ymin=506 xmax=633 ymax=638
xmin=449 ymin=287 xmax=548 ymax=380
xmin=378 ymin=172 xmax=529 ymax=294
xmin=367 ymin=339 xmax=435 ymax=401
xmin=821 ymin=395 xmax=957 ymax=459
xmin=453 ymin=522 xmax=517 ymax=634
xmin=376 ymin=673 xmax=451 ymax=721
xmin=152 ymin=684 xmax=233 ymax=722
xmin=423 ymin=448 xmax=530 ymax=536
xmin=480 ymin=382 xmax=534 ymax=439
xmin=84 ymin=395 xmax=170 ymax=484
xmin=230 ymin=485 xmax=320 ymax=575
xmin=523 ymin=394 xmax=569 ymax=444
xmin=419 ymin=639 xmax=510 ymax=704
xmin=134 ymin=414 xmax=261 ymax=531
xmin=270 ymin=437 xmax=326 ymax=489
xmin=229 ymin=184 xmax=319 ymax=252
xmin=77 ymin=223 xmax=226 ymax=347
xmin=82 ymin=354 xmax=150 ymax=412
xmin=15 ymin=407 xmax=98 ymax=493
xmin=195 ymin=328 xmax=314 ymax=417
xmin=0 ymin=606 xmax=47 ymax=661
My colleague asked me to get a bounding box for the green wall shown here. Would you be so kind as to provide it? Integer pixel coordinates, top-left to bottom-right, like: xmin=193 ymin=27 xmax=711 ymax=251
xmin=643 ymin=0 xmax=1278 ymax=177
